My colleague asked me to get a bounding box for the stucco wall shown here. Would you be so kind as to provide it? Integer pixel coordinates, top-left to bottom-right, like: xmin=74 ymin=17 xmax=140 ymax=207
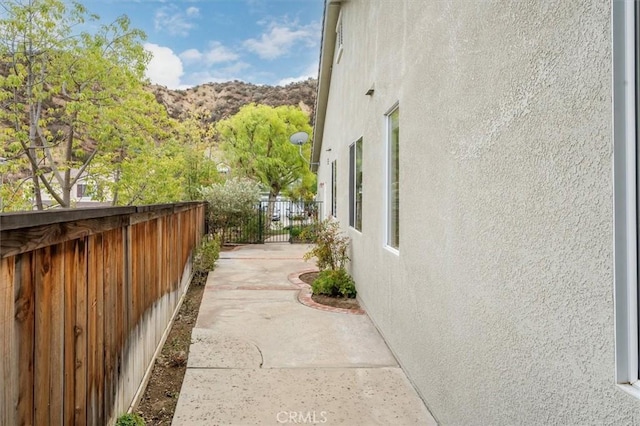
xmin=315 ymin=0 xmax=640 ymax=424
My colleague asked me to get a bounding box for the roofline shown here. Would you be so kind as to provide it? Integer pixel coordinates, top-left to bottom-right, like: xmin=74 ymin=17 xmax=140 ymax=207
xmin=311 ymin=0 xmax=343 ymax=172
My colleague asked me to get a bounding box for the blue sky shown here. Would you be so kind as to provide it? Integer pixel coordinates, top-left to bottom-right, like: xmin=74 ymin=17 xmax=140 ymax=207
xmin=82 ymin=0 xmax=324 ymax=88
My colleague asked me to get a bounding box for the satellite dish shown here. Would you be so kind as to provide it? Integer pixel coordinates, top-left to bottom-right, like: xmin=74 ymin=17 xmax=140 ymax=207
xmin=289 ymin=131 xmax=309 ymax=146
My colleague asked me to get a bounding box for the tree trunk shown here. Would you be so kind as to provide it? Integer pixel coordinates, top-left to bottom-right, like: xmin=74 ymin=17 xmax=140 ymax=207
xmin=30 ymin=161 xmax=43 ymax=210
xmin=265 ymin=190 xmax=278 ymax=232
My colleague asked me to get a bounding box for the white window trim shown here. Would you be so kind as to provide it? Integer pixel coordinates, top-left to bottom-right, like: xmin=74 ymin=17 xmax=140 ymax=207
xmin=384 ymin=102 xmax=400 ymax=254
xmin=331 ymin=160 xmax=337 ymax=217
xmin=613 ymin=0 xmax=639 ymax=393
xmin=349 ymin=138 xmax=363 ymax=233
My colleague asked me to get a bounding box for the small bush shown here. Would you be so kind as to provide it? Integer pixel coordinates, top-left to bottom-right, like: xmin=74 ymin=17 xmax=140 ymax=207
xmin=291 ymin=224 xmax=317 ymax=243
xmin=303 ymin=219 xmax=349 ymax=271
xmin=312 ymin=268 xmax=357 ymax=298
xmin=115 ymin=413 xmax=145 ymax=426
xmin=193 ymin=236 xmax=221 ymax=282
xmin=289 ymin=226 xmax=302 ymax=238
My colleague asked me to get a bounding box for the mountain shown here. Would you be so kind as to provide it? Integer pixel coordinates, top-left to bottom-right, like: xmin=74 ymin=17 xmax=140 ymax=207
xmin=149 ymin=78 xmax=318 ymax=125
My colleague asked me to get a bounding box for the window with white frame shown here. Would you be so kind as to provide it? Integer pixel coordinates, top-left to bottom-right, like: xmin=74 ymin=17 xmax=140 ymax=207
xmin=76 ymin=183 xmax=87 ymax=198
xmin=614 ymin=0 xmax=639 ymax=392
xmin=349 ymin=138 xmax=363 ymax=231
xmin=331 ymin=160 xmax=337 ymax=217
xmin=386 ymin=106 xmax=400 ymax=250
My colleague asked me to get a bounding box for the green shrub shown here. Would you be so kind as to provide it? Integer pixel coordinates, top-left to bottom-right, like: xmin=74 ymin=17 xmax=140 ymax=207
xmin=193 ymin=236 xmax=221 ymax=282
xmin=312 ymin=268 xmax=357 ymax=298
xmin=199 ymin=177 xmax=261 ymax=241
xmin=289 ymin=226 xmax=302 ymax=238
xmin=290 ymin=224 xmax=317 ymax=243
xmin=115 ymin=413 xmax=145 ymax=426
xmin=303 ymin=219 xmax=349 ymax=271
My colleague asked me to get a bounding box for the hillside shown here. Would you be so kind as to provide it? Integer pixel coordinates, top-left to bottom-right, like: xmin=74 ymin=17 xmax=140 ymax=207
xmin=149 ymin=78 xmax=318 ymax=125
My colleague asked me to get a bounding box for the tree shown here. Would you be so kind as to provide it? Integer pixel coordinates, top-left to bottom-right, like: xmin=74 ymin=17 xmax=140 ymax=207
xmin=0 ymin=0 xmax=153 ymax=209
xmin=174 ymin=113 xmax=221 ymax=201
xmin=86 ymin=111 xmax=222 ymax=206
xmin=282 ymin=171 xmax=317 ymax=202
xmin=215 ymin=103 xmax=315 ymax=204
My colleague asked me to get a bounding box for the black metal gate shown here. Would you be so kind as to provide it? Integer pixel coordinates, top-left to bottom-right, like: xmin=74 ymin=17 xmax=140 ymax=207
xmin=260 ymin=200 xmax=321 ymax=243
xmin=216 ymin=200 xmax=321 ymax=244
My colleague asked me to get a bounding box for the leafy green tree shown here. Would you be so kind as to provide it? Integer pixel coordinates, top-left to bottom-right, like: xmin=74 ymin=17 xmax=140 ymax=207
xmin=215 ymin=103 xmax=315 ymax=204
xmin=0 ymin=161 xmax=32 ymax=211
xmin=175 ymin=113 xmax=221 ymax=201
xmin=282 ymin=171 xmax=317 ymax=202
xmin=0 ymin=0 xmax=152 ymax=209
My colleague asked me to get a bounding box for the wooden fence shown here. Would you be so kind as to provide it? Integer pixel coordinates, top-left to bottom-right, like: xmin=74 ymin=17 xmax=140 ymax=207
xmin=0 ymin=202 xmax=205 ymax=425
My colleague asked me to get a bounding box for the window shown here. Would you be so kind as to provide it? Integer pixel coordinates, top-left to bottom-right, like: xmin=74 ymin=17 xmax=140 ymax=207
xmin=613 ymin=0 xmax=639 ymax=392
xmin=335 ymin=10 xmax=344 ymax=64
xmin=331 ymin=160 xmax=337 ymax=217
xmin=386 ymin=106 xmax=400 ymax=250
xmin=76 ymin=183 xmax=87 ymax=198
xmin=349 ymin=138 xmax=363 ymax=230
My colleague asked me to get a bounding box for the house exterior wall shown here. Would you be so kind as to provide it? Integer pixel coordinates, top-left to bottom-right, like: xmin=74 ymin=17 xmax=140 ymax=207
xmin=314 ymin=0 xmax=640 ymax=424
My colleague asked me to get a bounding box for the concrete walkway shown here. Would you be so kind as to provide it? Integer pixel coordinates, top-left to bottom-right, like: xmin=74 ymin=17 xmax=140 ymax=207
xmin=173 ymin=244 xmax=437 ymax=426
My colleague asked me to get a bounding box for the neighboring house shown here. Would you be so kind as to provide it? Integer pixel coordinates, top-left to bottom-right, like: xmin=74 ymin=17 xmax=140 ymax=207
xmin=312 ymin=0 xmax=639 ymax=424
xmin=39 ymin=168 xmax=112 ymax=208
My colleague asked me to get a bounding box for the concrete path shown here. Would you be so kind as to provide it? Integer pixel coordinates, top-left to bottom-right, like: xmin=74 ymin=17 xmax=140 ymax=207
xmin=173 ymin=244 xmax=437 ymax=426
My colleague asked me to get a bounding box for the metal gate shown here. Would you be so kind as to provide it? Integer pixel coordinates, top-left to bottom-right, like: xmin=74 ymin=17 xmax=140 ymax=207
xmin=216 ymin=200 xmax=322 ymax=244
xmin=260 ymin=200 xmax=322 ymax=243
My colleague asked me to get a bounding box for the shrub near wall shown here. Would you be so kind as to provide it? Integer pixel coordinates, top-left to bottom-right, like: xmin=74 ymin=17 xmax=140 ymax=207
xmin=303 ymin=219 xmax=356 ymax=298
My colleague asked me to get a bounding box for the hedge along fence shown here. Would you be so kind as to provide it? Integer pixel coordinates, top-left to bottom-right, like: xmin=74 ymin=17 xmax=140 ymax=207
xmin=0 ymin=202 xmax=205 ymax=425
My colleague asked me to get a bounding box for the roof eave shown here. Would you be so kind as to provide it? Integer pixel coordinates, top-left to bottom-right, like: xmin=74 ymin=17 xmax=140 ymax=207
xmin=311 ymin=0 xmax=343 ymax=173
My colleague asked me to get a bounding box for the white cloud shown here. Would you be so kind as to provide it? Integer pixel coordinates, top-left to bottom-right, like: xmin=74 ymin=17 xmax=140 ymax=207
xmin=204 ymin=42 xmax=239 ymax=64
xmin=144 ymin=43 xmax=185 ymax=89
xmin=185 ymin=6 xmax=199 ymax=17
xmin=179 ymin=48 xmax=203 ymax=63
xmin=154 ymin=5 xmax=199 ymax=37
xmin=186 ymin=62 xmax=251 ymax=86
xmin=277 ymin=61 xmax=318 ymax=86
xmin=220 ymin=61 xmax=251 ymax=75
xmin=179 ymin=42 xmax=239 ymax=66
xmin=243 ymin=20 xmax=320 ymax=60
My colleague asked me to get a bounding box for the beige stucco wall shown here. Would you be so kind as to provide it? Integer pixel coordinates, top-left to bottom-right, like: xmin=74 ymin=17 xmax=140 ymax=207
xmin=315 ymin=0 xmax=640 ymax=424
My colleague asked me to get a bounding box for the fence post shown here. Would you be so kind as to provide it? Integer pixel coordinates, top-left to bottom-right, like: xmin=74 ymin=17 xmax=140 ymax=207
xmin=258 ymin=203 xmax=263 ymax=243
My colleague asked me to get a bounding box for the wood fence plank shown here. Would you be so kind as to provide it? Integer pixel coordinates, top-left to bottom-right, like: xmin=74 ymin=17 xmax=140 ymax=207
xmin=124 ymin=224 xmax=134 ymax=409
xmin=64 ymin=241 xmax=76 ymax=426
xmin=173 ymin=215 xmax=179 ymax=290
xmin=34 ymin=248 xmax=51 ymax=425
xmin=87 ymin=236 xmax=98 ymax=426
xmin=161 ymin=217 xmax=168 ymax=297
xmin=15 ymin=253 xmax=35 ymax=426
xmin=1 ymin=256 xmax=16 ymax=426
xmin=131 ymin=225 xmax=139 ymax=327
xmin=115 ymin=227 xmax=125 ymax=416
xmin=103 ymin=230 xmax=116 ymax=422
xmin=49 ymin=245 xmax=65 ymax=425
xmin=132 ymin=224 xmax=142 ymax=398
xmin=74 ymin=239 xmax=88 ymax=426
xmin=142 ymin=222 xmax=149 ymax=313
xmin=95 ymin=234 xmax=105 ymax=426
xmin=141 ymin=222 xmax=150 ymax=382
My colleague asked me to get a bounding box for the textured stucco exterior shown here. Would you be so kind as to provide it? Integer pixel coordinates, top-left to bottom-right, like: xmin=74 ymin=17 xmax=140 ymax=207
xmin=313 ymin=0 xmax=640 ymax=424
